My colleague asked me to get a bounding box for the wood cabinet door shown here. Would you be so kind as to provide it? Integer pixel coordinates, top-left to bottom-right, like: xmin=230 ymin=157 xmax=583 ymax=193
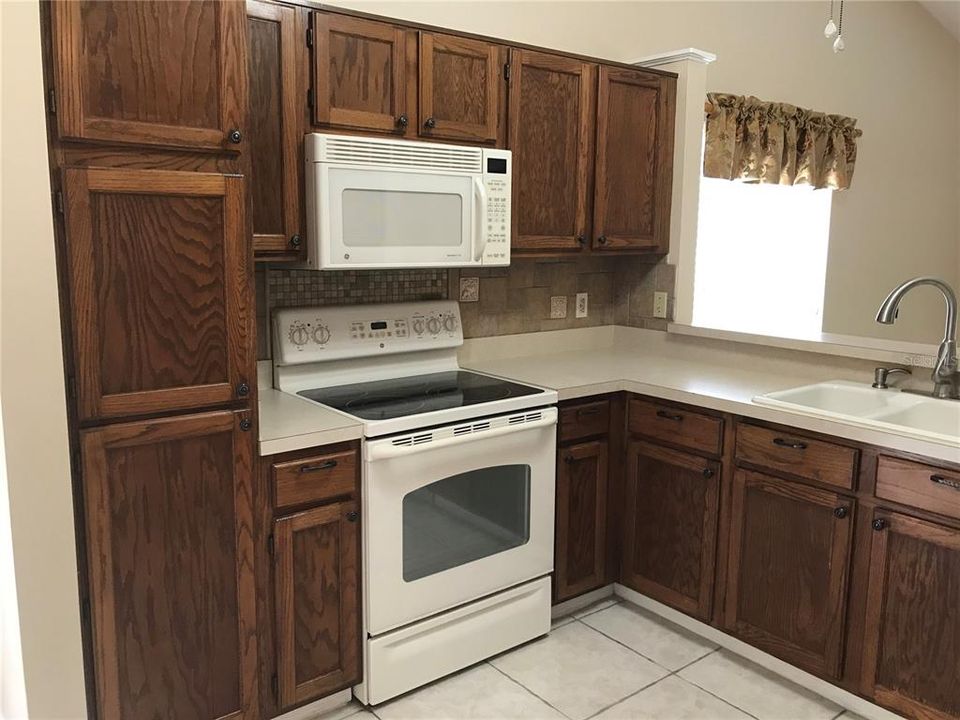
xmin=62 ymin=167 xmax=253 ymax=422
xmin=312 ymin=13 xmax=407 ymax=133
xmin=81 ymin=410 xmax=257 ymax=720
xmin=861 ymin=510 xmax=960 ymax=720
xmin=247 ymin=0 xmax=304 ymax=259
xmin=49 ymin=0 xmax=246 ymax=151
xmin=621 ymin=440 xmax=719 ymax=620
xmin=554 ymin=440 xmax=608 ymax=602
xmin=418 ymin=32 xmax=503 ymax=144
xmin=592 ymin=67 xmax=675 ymax=253
xmin=509 ymin=50 xmax=595 ymax=252
xmin=725 ymin=470 xmax=854 ymax=678
xmin=274 ymin=501 xmax=361 ymax=709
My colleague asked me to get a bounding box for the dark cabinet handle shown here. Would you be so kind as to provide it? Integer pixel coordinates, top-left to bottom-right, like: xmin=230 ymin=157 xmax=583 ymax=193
xmin=299 ymin=460 xmax=338 ymax=473
xmin=931 ymin=474 xmax=960 ymax=491
xmin=597 ymin=235 xmax=608 ymax=245
xmin=834 ymin=506 xmax=849 ymax=519
xmin=424 ymin=117 xmax=436 ymax=129
xmin=702 ymin=468 xmax=715 ymax=479
xmin=656 ymin=410 xmax=683 ymax=422
xmin=290 ymin=234 xmax=302 ymax=248
xmin=236 ymin=382 xmax=250 ymax=397
xmin=576 ymin=235 xmax=586 ymax=246
xmin=576 ymin=407 xmax=602 ymax=417
xmin=397 ymin=114 xmax=409 ymax=128
xmin=228 ymin=129 xmax=243 ymax=144
xmin=239 ymin=418 xmax=252 ymax=431
xmin=872 ymin=518 xmax=887 ymax=531
xmin=346 ymin=511 xmax=359 ymax=523
xmin=772 ymin=438 xmax=807 ymax=450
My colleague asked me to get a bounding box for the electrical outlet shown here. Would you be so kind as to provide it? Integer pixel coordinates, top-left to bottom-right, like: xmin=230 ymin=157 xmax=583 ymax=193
xmin=459 ymin=276 xmax=479 ymax=302
xmin=550 ymin=296 xmax=568 ymax=319
xmin=575 ymin=292 xmax=588 ymax=318
xmin=653 ymin=291 xmax=668 ymax=319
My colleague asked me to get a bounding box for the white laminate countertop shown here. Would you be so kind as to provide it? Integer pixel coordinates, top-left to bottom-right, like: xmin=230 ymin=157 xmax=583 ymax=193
xmin=258 ymin=388 xmax=362 ymax=456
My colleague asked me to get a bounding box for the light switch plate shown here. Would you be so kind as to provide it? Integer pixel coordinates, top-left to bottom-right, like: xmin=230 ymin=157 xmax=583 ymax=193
xmin=550 ymin=296 xmax=568 ymax=319
xmin=459 ymin=276 xmax=479 ymax=302
xmin=575 ymin=292 xmax=588 ymax=318
xmin=653 ymin=291 xmax=668 ymax=319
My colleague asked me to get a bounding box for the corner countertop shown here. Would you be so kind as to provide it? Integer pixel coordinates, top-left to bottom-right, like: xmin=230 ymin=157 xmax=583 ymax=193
xmin=259 ymin=388 xmax=362 ymax=456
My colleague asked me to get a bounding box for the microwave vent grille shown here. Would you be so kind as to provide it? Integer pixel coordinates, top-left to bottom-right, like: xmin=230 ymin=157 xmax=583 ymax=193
xmin=322 ymin=136 xmax=482 ymax=173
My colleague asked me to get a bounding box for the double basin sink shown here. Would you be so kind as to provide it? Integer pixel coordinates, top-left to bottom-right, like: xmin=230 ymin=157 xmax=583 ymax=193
xmin=754 ymin=381 xmax=960 ymax=448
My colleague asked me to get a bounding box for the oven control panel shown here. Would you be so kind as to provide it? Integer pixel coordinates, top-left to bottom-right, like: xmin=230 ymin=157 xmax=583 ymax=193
xmin=274 ymin=301 xmax=463 ymax=365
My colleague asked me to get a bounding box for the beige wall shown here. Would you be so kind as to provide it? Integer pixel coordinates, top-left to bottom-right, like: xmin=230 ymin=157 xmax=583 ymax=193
xmin=0 ymin=2 xmax=88 ymax=718
xmin=328 ymin=0 xmax=960 ymax=344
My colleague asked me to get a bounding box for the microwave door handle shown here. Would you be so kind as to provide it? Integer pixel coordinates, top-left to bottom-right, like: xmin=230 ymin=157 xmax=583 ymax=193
xmin=473 ymin=177 xmax=488 ymax=262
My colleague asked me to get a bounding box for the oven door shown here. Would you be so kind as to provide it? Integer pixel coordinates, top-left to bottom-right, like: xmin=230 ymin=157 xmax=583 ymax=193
xmin=363 ymin=407 xmax=556 ymax=635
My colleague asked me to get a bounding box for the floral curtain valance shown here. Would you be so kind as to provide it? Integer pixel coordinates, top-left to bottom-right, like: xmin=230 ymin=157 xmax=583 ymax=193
xmin=703 ymin=93 xmax=862 ymax=190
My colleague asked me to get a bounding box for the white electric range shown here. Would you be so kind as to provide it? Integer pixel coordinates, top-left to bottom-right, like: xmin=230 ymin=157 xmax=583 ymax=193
xmin=273 ymin=301 xmax=558 ymax=705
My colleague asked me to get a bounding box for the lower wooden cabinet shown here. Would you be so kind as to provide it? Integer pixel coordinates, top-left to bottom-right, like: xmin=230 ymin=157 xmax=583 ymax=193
xmin=554 ymin=439 xmax=608 ymax=602
xmin=724 ymin=470 xmax=854 ymax=678
xmin=621 ymin=440 xmax=719 ymax=621
xmin=273 ymin=500 xmax=361 ymax=710
xmin=861 ymin=509 xmax=960 ymax=720
xmin=81 ymin=410 xmax=258 ymax=720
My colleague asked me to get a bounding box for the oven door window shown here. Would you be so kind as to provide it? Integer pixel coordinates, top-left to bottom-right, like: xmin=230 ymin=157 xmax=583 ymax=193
xmin=402 ymin=465 xmax=531 ymax=582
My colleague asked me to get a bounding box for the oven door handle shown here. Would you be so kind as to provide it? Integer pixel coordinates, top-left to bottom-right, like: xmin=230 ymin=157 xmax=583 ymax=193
xmin=365 ymin=412 xmax=556 ymax=461
xmin=473 ymin=177 xmax=487 ymax=262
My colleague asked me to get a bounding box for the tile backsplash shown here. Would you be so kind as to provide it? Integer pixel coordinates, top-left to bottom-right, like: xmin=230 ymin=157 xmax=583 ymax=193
xmin=256 ymin=258 xmax=676 ymax=359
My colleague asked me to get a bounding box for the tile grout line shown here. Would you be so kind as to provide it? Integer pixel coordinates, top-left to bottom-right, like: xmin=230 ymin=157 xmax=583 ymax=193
xmin=485 ymin=660 xmax=576 ymax=720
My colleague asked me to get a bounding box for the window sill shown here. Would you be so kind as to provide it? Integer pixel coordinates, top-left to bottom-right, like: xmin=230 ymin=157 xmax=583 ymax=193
xmin=667 ymin=323 xmax=939 ymax=368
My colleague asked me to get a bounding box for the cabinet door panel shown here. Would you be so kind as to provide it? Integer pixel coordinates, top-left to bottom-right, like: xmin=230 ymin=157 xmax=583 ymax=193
xmin=593 ymin=67 xmax=675 ymax=253
xmin=82 ymin=411 xmax=257 ymax=720
xmin=862 ymin=510 xmax=960 ymax=720
xmin=50 ymin=0 xmax=246 ymax=151
xmin=419 ymin=32 xmax=502 ymax=144
xmin=275 ymin=501 xmax=361 ymax=709
xmin=63 ymin=167 xmax=252 ymax=421
xmin=509 ymin=50 xmax=595 ymax=252
xmin=555 ymin=440 xmax=608 ymax=602
xmin=312 ymin=13 xmax=406 ymax=133
xmin=621 ymin=440 xmax=719 ymax=620
xmin=725 ymin=470 xmax=853 ymax=678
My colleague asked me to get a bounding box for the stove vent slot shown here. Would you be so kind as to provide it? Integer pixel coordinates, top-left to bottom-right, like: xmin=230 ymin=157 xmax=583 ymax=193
xmin=509 ymin=411 xmax=543 ymax=425
xmin=452 ymin=420 xmax=491 ymax=437
xmin=392 ymin=432 xmax=434 ymax=447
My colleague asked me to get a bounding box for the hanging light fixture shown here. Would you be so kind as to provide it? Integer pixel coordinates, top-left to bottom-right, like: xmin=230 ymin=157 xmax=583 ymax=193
xmin=824 ymin=0 xmax=837 ymax=37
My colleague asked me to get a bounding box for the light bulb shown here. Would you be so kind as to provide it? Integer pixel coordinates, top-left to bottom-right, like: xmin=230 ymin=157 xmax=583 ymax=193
xmin=824 ymin=19 xmax=837 ymax=37
xmin=833 ymin=34 xmax=845 ymax=52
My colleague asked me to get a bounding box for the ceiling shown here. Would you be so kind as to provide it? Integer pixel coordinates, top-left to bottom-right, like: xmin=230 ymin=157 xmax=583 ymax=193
xmin=919 ymin=1 xmax=960 ymax=41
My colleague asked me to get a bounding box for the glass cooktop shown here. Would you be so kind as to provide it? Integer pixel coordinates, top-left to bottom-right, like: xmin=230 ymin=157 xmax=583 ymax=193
xmin=298 ymin=370 xmax=545 ymax=421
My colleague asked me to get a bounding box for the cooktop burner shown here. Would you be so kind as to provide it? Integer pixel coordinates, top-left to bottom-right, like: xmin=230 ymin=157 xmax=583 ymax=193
xmin=298 ymin=370 xmax=545 ymax=421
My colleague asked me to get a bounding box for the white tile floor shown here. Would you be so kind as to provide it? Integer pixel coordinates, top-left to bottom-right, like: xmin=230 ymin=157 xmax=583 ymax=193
xmin=326 ymin=599 xmax=869 ymax=720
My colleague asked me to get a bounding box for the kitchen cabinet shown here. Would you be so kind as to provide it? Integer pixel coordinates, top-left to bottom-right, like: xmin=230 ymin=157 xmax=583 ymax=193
xmin=61 ymin=167 xmax=253 ymax=422
xmin=247 ymin=0 xmax=305 ymax=260
xmin=80 ymin=410 xmax=257 ymax=720
xmin=861 ymin=509 xmax=960 ymax=720
xmin=725 ymin=470 xmax=854 ymax=679
xmin=592 ymin=67 xmax=675 ymax=252
xmin=621 ymin=440 xmax=720 ymax=621
xmin=509 ymin=50 xmax=596 ymax=253
xmin=48 ymin=0 xmax=247 ymax=152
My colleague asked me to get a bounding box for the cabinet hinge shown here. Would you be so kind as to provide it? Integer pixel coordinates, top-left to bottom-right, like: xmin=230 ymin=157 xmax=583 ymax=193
xmin=503 ymin=63 xmax=511 ymax=81
xmin=48 ymin=87 xmax=57 ymax=114
xmin=306 ymin=88 xmax=314 ymax=110
xmin=306 ymin=26 xmax=314 ymax=48
xmin=71 ymin=449 xmax=81 ymax=475
xmin=66 ymin=373 xmax=76 ymax=399
xmin=267 ymin=534 xmax=274 ymax=556
xmin=55 ymin=190 xmax=64 ymax=214
xmin=80 ymin=596 xmax=91 ymax=621
xmin=271 ymin=673 xmax=279 ymax=699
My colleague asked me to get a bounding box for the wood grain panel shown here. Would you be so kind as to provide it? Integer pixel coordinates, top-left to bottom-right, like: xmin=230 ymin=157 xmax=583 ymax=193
xmin=725 ymin=470 xmax=853 ymax=678
xmin=63 ymin=167 xmax=252 ymax=421
xmin=621 ymin=440 xmax=719 ymax=620
xmin=272 ymin=448 xmax=358 ymax=511
xmin=81 ymin=410 xmax=257 ymax=720
xmin=559 ymin=399 xmax=611 ymax=443
xmin=275 ymin=501 xmax=361 ymax=709
xmin=50 ymin=0 xmax=246 ymax=151
xmin=628 ymin=397 xmax=723 ymax=457
xmin=736 ymin=423 xmax=858 ymax=490
xmin=554 ymin=440 xmax=608 ymax=602
xmin=876 ymin=455 xmax=960 ymax=521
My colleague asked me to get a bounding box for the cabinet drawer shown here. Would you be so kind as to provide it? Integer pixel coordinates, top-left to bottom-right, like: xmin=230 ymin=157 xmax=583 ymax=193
xmin=876 ymin=455 xmax=960 ymax=521
xmin=628 ymin=398 xmax=722 ymax=456
xmin=735 ymin=424 xmax=857 ymax=490
xmin=559 ymin=399 xmax=610 ymax=442
xmin=272 ymin=448 xmax=358 ymax=510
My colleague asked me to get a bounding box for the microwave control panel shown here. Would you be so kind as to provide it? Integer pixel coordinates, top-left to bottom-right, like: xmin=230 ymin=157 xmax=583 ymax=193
xmin=481 ymin=149 xmax=511 ymax=267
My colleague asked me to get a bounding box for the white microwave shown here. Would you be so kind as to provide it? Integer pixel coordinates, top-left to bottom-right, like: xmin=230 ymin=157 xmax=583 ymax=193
xmin=305 ymin=133 xmax=511 ymax=270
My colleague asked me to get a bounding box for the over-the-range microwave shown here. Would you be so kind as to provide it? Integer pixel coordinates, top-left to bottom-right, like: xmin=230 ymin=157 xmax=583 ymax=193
xmin=305 ymin=133 xmax=511 ymax=270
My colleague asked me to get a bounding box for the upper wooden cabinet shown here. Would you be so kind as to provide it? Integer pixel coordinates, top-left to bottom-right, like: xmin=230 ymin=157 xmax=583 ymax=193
xmin=509 ymin=50 xmax=596 ymax=253
xmin=593 ymin=67 xmax=675 ymax=252
xmin=418 ymin=32 xmax=505 ymax=144
xmin=246 ymin=0 xmax=305 ymax=259
xmin=61 ymin=167 xmax=253 ymax=421
xmin=49 ymin=1 xmax=247 ymax=152
xmin=81 ymin=410 xmax=257 ymax=720
xmin=861 ymin=510 xmax=960 ymax=720
xmin=312 ymin=14 xmax=408 ymax=134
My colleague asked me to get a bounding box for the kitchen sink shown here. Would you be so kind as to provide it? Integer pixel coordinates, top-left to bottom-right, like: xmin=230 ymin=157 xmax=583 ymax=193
xmin=754 ymin=381 xmax=960 ymax=447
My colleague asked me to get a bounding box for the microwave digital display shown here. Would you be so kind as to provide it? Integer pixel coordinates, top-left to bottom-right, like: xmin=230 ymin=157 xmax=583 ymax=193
xmin=486 ymin=158 xmax=507 ymax=174
xmin=371 ymin=321 xmax=388 ymax=330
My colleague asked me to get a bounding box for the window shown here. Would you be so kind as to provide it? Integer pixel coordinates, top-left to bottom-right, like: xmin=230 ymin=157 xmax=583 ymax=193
xmin=692 ymin=177 xmax=833 ymax=339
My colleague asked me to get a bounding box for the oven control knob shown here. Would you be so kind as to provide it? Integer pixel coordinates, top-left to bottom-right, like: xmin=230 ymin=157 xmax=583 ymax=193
xmin=312 ymin=324 xmax=331 ymax=345
xmin=412 ymin=318 xmax=425 ymax=335
xmin=426 ymin=317 xmax=441 ymax=335
xmin=288 ymin=321 xmax=309 ymax=347
xmin=443 ymin=315 xmax=458 ymax=333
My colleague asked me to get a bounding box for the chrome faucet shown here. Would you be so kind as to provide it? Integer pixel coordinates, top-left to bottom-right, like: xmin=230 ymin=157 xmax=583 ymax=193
xmin=875 ymin=276 xmax=959 ymax=399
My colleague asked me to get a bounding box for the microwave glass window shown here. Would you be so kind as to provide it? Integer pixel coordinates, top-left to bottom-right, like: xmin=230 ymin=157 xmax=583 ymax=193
xmin=402 ymin=464 xmax=531 ymax=582
xmin=341 ymin=189 xmax=463 ymax=248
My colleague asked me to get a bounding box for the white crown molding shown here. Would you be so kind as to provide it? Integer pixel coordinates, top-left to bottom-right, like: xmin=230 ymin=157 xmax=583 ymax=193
xmin=632 ymin=47 xmax=717 ymax=67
